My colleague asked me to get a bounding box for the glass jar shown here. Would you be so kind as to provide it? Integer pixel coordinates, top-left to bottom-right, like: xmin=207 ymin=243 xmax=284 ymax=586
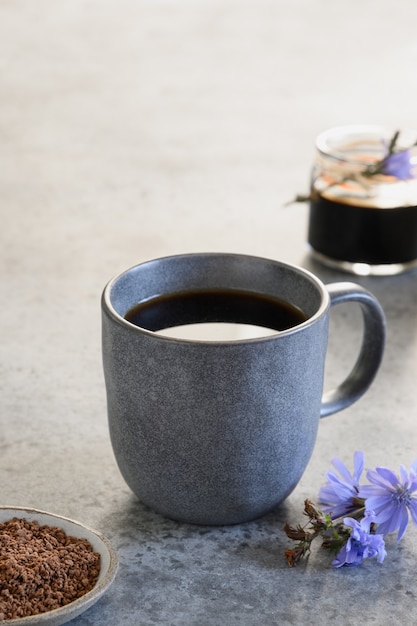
xmin=308 ymin=125 xmax=417 ymax=275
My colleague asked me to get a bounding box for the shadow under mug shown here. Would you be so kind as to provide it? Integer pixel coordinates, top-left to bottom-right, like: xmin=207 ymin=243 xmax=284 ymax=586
xmin=101 ymin=253 xmax=386 ymax=525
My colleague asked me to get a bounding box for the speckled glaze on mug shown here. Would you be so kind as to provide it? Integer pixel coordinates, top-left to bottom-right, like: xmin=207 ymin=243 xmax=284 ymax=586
xmin=102 ymin=253 xmax=385 ymax=525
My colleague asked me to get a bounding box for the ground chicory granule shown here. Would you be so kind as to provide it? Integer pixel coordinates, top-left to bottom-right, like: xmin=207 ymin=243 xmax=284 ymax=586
xmin=0 ymin=517 xmax=101 ymax=621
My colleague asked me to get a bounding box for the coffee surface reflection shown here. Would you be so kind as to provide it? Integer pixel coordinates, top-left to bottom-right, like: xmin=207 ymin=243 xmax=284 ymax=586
xmin=124 ymin=289 xmax=308 ymax=340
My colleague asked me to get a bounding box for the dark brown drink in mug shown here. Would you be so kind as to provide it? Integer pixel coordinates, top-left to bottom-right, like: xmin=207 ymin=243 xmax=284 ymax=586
xmin=124 ymin=289 xmax=308 ymax=339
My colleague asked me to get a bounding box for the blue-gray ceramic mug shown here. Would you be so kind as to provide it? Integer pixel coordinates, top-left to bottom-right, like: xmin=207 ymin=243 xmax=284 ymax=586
xmin=101 ymin=253 xmax=385 ymax=525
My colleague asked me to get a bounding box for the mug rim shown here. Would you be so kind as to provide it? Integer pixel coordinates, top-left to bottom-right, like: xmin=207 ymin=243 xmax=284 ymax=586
xmin=101 ymin=252 xmax=330 ymax=345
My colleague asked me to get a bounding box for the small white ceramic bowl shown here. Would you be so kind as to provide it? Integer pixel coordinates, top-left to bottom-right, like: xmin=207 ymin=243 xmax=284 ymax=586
xmin=0 ymin=507 xmax=118 ymax=625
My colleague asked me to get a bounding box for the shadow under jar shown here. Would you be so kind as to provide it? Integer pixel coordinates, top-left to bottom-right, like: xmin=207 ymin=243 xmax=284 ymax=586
xmin=308 ymin=125 xmax=417 ymax=276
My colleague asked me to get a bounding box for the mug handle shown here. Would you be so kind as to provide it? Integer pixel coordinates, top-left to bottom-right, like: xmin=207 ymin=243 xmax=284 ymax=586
xmin=320 ymin=282 xmax=386 ymax=418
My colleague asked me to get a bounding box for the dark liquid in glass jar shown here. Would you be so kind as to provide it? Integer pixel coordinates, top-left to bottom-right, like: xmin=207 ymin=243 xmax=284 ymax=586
xmin=308 ymin=195 xmax=417 ymax=265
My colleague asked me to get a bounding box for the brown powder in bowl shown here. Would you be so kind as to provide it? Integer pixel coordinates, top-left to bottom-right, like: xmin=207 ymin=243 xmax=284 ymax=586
xmin=0 ymin=517 xmax=101 ymax=621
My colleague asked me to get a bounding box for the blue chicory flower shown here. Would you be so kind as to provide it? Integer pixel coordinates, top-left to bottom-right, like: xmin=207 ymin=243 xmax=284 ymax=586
xmin=332 ymin=511 xmax=387 ymax=568
xmin=318 ymin=450 xmax=365 ymax=519
xmin=381 ymin=149 xmax=414 ymax=180
xmin=359 ymin=460 xmax=417 ymax=540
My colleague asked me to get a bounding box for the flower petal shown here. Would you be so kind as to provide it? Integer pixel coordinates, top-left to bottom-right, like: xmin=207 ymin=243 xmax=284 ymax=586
xmin=359 ymin=485 xmax=389 ymax=498
xmin=364 ymin=496 xmax=393 ymax=519
xmin=399 ymin=465 xmax=410 ymax=487
xmin=325 ymin=474 xmax=357 ymax=498
xmin=408 ymin=498 xmax=417 ymax=527
xmin=332 ymin=545 xmax=348 ymax=568
xmin=370 ymin=467 xmax=399 ymax=487
xmin=376 ymin=505 xmax=403 ymax=536
xmin=382 ymin=150 xmax=414 ymax=180
xmin=331 ymin=458 xmax=354 ymax=483
xmin=353 ymin=451 xmax=365 ymax=482
xmin=342 ymin=517 xmax=359 ymax=532
xmin=397 ymin=506 xmax=410 ymax=541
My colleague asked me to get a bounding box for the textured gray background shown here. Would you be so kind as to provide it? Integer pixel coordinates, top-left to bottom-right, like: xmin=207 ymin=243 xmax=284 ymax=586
xmin=1 ymin=1 xmax=417 ymax=624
